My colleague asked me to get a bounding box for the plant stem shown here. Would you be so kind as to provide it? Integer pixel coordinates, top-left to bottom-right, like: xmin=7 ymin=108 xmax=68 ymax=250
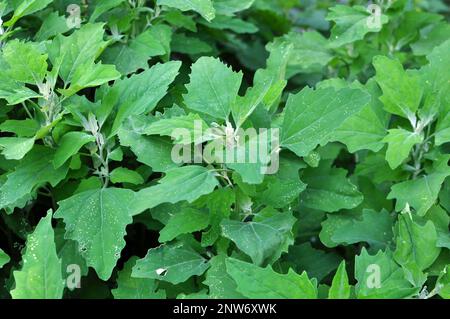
xmin=21 ymin=102 xmax=33 ymax=119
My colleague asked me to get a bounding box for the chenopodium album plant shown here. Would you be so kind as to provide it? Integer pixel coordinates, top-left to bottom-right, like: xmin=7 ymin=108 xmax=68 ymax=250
xmin=0 ymin=0 xmax=449 ymax=299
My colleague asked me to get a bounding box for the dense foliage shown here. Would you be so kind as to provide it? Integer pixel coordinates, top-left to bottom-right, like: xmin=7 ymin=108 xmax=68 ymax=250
xmin=0 ymin=0 xmax=449 ymax=299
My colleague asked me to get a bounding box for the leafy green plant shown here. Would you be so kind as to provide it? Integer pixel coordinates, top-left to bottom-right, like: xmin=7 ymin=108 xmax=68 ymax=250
xmin=0 ymin=0 xmax=449 ymax=299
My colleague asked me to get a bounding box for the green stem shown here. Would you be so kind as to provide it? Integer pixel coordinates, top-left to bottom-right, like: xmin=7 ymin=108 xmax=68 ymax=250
xmin=21 ymin=102 xmax=33 ymax=119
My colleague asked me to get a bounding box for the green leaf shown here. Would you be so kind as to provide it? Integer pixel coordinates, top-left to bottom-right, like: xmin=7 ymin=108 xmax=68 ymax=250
xmin=300 ymin=161 xmax=363 ymax=212
xmin=2 ymin=40 xmax=48 ymax=84
xmin=5 ymin=0 xmax=53 ymax=27
xmin=0 ymin=248 xmax=10 ymax=268
xmin=393 ymin=12 xmax=443 ymax=50
xmin=332 ymin=79 xmax=390 ymax=153
xmin=118 ymin=116 xmax=179 ymax=172
xmin=164 ymin=9 xmax=197 ymax=32
xmin=143 ymin=113 xmax=211 ymax=144
xmin=53 ymin=132 xmax=95 ymax=168
xmin=54 ymin=188 xmax=137 ymax=280
xmin=411 ymin=23 xmax=450 ymax=56
xmin=437 ymin=266 xmax=450 ymax=299
xmin=35 ymin=12 xmax=70 ymax=41
xmin=419 ymin=40 xmax=450 ymax=144
xmin=200 ymin=187 xmax=235 ymax=247
xmin=329 ymin=261 xmax=351 ymax=299
xmin=256 ymin=174 xmax=306 ymax=209
xmin=199 ymin=15 xmax=258 ymax=34
xmin=213 ymin=0 xmax=254 ymax=16
xmin=109 ymin=147 xmax=123 ymax=162
xmin=157 ymin=0 xmax=215 ymax=22
xmin=225 ymin=258 xmax=317 ymax=299
xmin=11 ymin=211 xmax=64 ymax=299
xmin=110 ymin=167 xmax=144 ymax=185
xmin=387 ymin=156 xmax=450 ymax=216
xmin=159 ymin=207 xmax=209 ymax=242
xmin=373 ymin=56 xmax=423 ymax=120
xmin=281 ymin=87 xmax=370 ymax=157
xmin=326 ymin=5 xmax=388 ymax=48
xmin=286 ymin=243 xmax=341 ymax=282
xmin=150 ymin=202 xmax=185 ymax=225
xmin=355 ymin=152 xmax=406 ymax=184
xmin=320 ymin=209 xmax=394 ymax=250
xmin=419 ymin=39 xmax=450 ymax=121
xmin=112 ymin=257 xmax=166 ymax=299
xmin=394 ymin=214 xmax=440 ymax=271
xmin=1 ymin=0 xmax=449 ymax=300
xmin=0 ymin=146 xmax=69 ymax=211
xmin=220 ymin=211 xmax=296 ymax=266
xmin=54 ymin=225 xmax=89 ymax=282
xmin=101 ymin=44 xmax=149 ymax=76
xmin=59 ymin=63 xmax=120 ymax=97
xmin=130 ymin=24 xmax=172 ymax=57
xmin=425 ymin=205 xmax=450 ymax=249
xmin=0 ymin=73 xmax=41 ymax=105
xmin=278 ymin=31 xmax=333 ymax=74
xmin=111 ymin=61 xmax=181 ymax=134
xmin=0 ymin=137 xmax=35 ymax=160
xmin=184 ymin=56 xmax=243 ymax=121
xmin=203 ymin=254 xmax=244 ymax=298
xmin=231 ymin=75 xmax=271 ymax=128
xmin=90 ymin=0 xmax=126 ymax=22
xmin=135 ymin=166 xmax=219 ymax=212
xmin=48 ymin=23 xmax=108 ymax=84
xmin=383 ymin=129 xmax=424 ymax=169
xmin=172 ymin=33 xmax=213 ymax=55
xmin=355 ymin=248 xmax=418 ymax=299
xmin=439 ymin=180 xmax=450 ymax=212
xmin=254 ymin=153 xmax=307 ymax=208
xmin=435 ymin=105 xmax=450 ymax=146
xmin=132 ymin=242 xmax=210 ymax=284
xmin=255 ymin=39 xmax=292 ymax=111
xmin=225 ymin=130 xmax=276 ymax=184
xmin=0 ymin=119 xmax=39 ymax=137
